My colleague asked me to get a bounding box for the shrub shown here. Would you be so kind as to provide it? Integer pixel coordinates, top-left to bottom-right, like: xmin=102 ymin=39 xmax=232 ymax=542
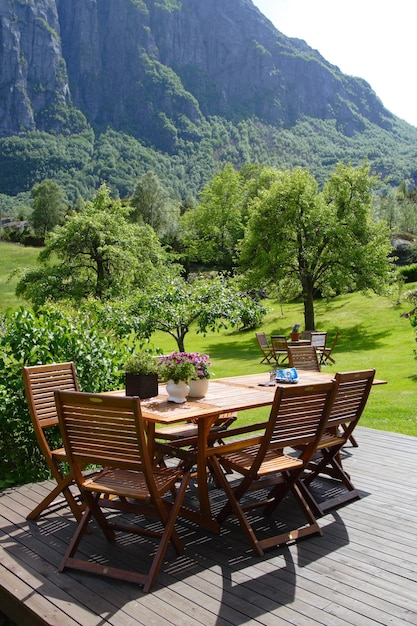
xmin=398 ymin=263 xmax=417 ymax=283
xmin=0 ymin=305 xmax=127 ymax=487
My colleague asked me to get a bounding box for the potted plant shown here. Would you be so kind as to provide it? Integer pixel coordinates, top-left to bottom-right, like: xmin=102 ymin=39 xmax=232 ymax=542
xmin=157 ymin=352 xmax=196 ymax=403
xmin=186 ymin=352 xmax=212 ymax=397
xmin=290 ymin=323 xmax=301 ymax=342
xmin=123 ymin=352 xmax=159 ymax=399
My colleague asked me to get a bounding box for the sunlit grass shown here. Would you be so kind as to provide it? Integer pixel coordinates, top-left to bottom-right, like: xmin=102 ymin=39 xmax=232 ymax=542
xmin=1 ymin=240 xmax=416 ymax=436
xmin=0 ymin=241 xmax=39 ymax=310
xmin=153 ymin=287 xmax=417 ymax=437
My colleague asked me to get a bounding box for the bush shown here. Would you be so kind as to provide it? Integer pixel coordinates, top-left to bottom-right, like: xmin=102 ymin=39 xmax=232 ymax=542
xmin=398 ymin=263 xmax=417 ymax=283
xmin=0 ymin=305 xmax=127 ymax=487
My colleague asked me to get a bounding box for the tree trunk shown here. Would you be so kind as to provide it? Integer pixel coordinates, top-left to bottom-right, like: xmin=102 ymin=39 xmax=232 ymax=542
xmin=302 ymin=279 xmax=315 ymax=330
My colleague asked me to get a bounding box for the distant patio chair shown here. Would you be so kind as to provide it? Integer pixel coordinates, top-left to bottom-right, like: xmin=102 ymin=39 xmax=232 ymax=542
xmin=321 ymin=332 xmax=339 ymax=365
xmin=288 ymin=345 xmax=320 ymax=371
xmin=310 ymin=332 xmax=327 ymax=364
xmin=255 ymin=332 xmax=276 ymax=365
xmin=270 ymin=335 xmax=289 ymax=365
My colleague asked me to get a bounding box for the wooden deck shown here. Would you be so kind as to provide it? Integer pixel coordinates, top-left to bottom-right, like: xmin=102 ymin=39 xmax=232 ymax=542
xmin=1 ymin=426 xmax=417 ymax=626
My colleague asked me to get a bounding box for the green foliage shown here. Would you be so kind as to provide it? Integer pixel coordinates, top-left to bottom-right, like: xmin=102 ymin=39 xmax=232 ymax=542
xmin=0 ymin=305 xmax=127 ymax=487
xmin=130 ymin=170 xmax=179 ymax=239
xmin=398 ymin=264 xmax=417 ymax=283
xmin=180 ymin=164 xmax=245 ymax=269
xmin=16 ymin=183 xmax=169 ymax=304
xmin=3 ymin=112 xmax=417 ymax=212
xmin=240 ymin=162 xmax=394 ymax=329
xmin=123 ymin=351 xmax=159 ymax=375
xmin=30 ymin=178 xmax=67 ymax=236
xmin=130 ymin=274 xmax=267 ymax=351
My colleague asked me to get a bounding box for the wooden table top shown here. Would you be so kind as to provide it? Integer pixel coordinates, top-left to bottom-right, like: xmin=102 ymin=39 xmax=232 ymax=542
xmin=110 ymin=370 xmax=385 ymax=425
xmin=118 ymin=370 xmax=335 ymax=424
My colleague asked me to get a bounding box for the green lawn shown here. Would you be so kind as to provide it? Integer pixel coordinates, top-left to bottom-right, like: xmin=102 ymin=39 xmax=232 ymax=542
xmin=0 ymin=241 xmax=39 ymax=310
xmin=1 ymin=240 xmax=416 ymax=437
xmin=151 ymin=288 xmax=417 ymax=437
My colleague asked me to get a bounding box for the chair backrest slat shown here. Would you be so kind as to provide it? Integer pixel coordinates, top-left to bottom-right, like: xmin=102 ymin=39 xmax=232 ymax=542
xmin=23 ymin=362 xmax=79 ymax=431
xmin=256 ymin=332 xmax=270 ymax=349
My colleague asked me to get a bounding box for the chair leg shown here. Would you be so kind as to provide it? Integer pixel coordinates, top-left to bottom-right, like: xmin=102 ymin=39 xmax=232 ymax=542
xmin=26 ymin=473 xmax=83 ymax=522
xmin=144 ymin=472 xmax=190 ymax=592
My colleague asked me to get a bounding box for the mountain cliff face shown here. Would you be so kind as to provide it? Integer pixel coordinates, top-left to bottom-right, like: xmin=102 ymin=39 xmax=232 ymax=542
xmin=0 ymin=0 xmax=394 ymax=150
xmin=0 ymin=0 xmax=71 ymax=135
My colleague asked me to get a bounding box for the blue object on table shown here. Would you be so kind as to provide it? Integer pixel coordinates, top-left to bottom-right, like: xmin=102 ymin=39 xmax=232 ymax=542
xmin=276 ymin=368 xmax=299 ymax=384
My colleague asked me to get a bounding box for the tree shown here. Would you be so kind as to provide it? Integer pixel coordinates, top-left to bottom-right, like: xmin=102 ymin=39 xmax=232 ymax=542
xmin=130 ymin=170 xmax=179 ymax=238
xmin=16 ymin=183 xmax=169 ymax=305
xmin=240 ymin=163 xmax=393 ymax=330
xmin=30 ymin=179 xmax=67 ymax=237
xmin=130 ymin=274 xmax=266 ymax=351
xmin=180 ymin=164 xmax=245 ymax=270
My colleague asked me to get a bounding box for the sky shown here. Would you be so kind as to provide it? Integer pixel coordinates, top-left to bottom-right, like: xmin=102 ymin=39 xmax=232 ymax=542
xmin=252 ymin=0 xmax=417 ymax=128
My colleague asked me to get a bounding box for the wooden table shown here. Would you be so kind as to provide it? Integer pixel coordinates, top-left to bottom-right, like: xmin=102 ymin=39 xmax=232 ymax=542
xmin=112 ymin=371 xmax=385 ymax=531
xmin=131 ymin=370 xmax=336 ymax=531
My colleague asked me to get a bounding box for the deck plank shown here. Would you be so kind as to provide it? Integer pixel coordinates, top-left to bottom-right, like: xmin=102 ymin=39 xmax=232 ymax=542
xmin=1 ymin=426 xmax=417 ymax=625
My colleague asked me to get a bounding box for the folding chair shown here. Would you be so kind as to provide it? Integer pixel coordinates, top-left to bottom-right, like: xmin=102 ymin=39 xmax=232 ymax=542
xmin=321 ymin=332 xmax=339 ymax=365
xmin=22 ymin=362 xmax=84 ymax=522
xmin=270 ymin=335 xmax=289 ymax=366
xmin=310 ymin=332 xmax=327 ymax=364
xmin=288 ymin=345 xmax=320 ymax=371
xmin=301 ymin=369 xmax=375 ymax=516
xmin=54 ymin=390 xmax=190 ymax=592
xmin=208 ymin=381 xmax=336 ymax=556
xmin=255 ymin=332 xmax=276 ymax=365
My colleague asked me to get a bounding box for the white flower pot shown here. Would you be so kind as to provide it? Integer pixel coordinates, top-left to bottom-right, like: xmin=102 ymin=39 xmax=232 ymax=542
xmin=166 ymin=380 xmax=190 ymax=403
xmin=188 ymin=378 xmax=209 ymax=398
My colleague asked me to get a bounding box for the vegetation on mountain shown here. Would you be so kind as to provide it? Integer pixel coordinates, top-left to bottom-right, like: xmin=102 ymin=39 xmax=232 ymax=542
xmin=1 ymin=0 xmax=417 ymax=211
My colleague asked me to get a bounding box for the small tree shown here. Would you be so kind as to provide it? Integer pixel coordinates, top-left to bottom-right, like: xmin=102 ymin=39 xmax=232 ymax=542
xmin=16 ymin=183 xmax=169 ymax=305
xmin=130 ymin=170 xmax=179 ymax=238
xmin=30 ymin=179 xmax=67 ymax=237
xmin=130 ymin=274 xmax=266 ymax=351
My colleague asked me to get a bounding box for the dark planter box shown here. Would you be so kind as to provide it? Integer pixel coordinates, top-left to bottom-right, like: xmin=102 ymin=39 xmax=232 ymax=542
xmin=125 ymin=373 xmax=159 ymax=399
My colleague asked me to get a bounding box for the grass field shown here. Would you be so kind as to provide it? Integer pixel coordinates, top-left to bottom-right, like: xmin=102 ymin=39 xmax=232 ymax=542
xmin=0 ymin=241 xmax=39 ymax=310
xmin=1 ymin=240 xmax=416 ymax=437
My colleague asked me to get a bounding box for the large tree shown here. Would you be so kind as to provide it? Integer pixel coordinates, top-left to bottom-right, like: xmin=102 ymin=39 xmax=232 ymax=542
xmin=16 ymin=183 xmax=169 ymax=305
xmin=240 ymin=162 xmax=393 ymax=330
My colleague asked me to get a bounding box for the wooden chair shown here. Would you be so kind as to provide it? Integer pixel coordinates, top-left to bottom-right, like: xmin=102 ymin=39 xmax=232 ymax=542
xmin=22 ymin=362 xmax=84 ymax=522
xmin=54 ymin=390 xmax=190 ymax=592
xmin=300 ymin=330 xmax=312 ymax=342
xmin=288 ymin=345 xmax=320 ymax=371
xmin=270 ymin=335 xmax=289 ymax=365
xmin=320 ymin=332 xmax=339 ymax=365
xmin=310 ymin=332 xmax=327 ymax=363
xmin=300 ymin=369 xmax=375 ymax=516
xmin=255 ymin=332 xmax=276 ymax=364
xmin=207 ymin=381 xmax=336 ymax=556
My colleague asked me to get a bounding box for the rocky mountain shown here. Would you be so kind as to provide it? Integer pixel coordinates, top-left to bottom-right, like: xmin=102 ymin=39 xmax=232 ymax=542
xmin=1 ymin=0 xmax=417 ymax=199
